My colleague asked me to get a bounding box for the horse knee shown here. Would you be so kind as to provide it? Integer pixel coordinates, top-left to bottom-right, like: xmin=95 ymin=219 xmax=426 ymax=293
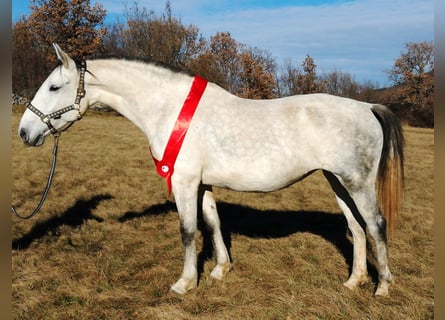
xmin=180 ymin=225 xmax=196 ymax=246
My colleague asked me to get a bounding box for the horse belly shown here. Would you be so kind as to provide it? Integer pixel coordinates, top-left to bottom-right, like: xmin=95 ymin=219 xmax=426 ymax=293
xmin=201 ymin=153 xmax=315 ymax=192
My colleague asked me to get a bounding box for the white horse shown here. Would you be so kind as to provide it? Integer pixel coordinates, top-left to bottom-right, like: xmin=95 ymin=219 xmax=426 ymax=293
xmin=18 ymin=44 xmax=404 ymax=296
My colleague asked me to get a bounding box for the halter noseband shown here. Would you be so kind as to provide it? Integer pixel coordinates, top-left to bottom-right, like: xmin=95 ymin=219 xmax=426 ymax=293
xmin=26 ymin=60 xmax=87 ymax=135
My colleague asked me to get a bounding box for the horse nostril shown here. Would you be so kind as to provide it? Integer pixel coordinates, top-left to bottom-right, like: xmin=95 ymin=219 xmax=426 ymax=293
xmin=19 ymin=128 xmax=28 ymax=142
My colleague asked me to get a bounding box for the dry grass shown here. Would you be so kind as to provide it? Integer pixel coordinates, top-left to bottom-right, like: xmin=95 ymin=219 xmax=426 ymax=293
xmin=12 ymin=110 xmax=433 ymax=319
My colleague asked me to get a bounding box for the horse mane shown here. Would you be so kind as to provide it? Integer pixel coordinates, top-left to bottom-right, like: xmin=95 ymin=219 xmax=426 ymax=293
xmin=87 ymin=53 xmax=194 ymax=77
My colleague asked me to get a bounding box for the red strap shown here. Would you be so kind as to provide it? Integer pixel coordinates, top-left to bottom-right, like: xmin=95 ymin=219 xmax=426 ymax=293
xmin=152 ymin=76 xmax=208 ymax=195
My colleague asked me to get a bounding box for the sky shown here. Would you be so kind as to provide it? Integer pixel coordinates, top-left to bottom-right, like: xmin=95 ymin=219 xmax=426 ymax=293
xmin=12 ymin=0 xmax=434 ymax=87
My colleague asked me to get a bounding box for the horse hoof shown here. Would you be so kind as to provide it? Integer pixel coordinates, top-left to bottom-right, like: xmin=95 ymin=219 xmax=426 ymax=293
xmin=343 ymin=281 xmax=358 ymax=291
xmin=375 ymin=287 xmax=389 ymax=297
xmin=210 ymin=262 xmax=232 ymax=280
xmin=343 ymin=274 xmax=368 ymax=290
xmin=374 ymin=273 xmax=393 ymax=297
xmin=375 ymin=282 xmax=391 ymax=297
xmin=170 ymin=277 xmax=197 ymax=294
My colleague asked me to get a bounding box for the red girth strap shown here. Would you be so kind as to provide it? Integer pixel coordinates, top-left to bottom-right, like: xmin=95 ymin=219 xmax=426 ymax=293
xmin=152 ymin=75 xmax=208 ymax=195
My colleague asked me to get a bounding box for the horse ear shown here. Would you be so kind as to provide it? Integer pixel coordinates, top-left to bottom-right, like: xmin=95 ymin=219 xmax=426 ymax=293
xmin=53 ymin=43 xmax=76 ymax=70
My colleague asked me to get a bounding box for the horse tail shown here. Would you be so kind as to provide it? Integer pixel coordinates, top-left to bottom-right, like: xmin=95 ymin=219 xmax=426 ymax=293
xmin=371 ymin=104 xmax=405 ymax=235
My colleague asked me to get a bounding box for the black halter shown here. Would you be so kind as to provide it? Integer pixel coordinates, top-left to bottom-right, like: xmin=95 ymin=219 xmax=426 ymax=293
xmin=26 ymin=60 xmax=87 ymax=135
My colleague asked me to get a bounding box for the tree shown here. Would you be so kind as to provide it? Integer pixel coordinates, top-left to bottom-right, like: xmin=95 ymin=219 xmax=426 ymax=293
xmin=386 ymin=41 xmax=434 ymax=108
xmin=206 ymin=32 xmax=243 ymax=93
xmin=320 ymin=69 xmax=360 ymax=98
xmin=186 ymin=50 xmax=227 ymax=88
xmin=279 ymin=58 xmax=300 ymax=96
xmin=12 ymin=18 xmax=45 ymax=97
xmin=190 ymin=33 xmax=278 ymax=98
xmin=356 ymin=80 xmax=380 ymax=103
xmin=13 ymin=0 xmax=107 ymax=97
xmin=103 ymin=1 xmax=205 ymax=69
xmin=279 ymin=55 xmax=321 ymax=96
xmin=28 ymin=0 xmax=106 ymax=63
xmin=238 ymin=48 xmax=277 ymax=99
xmin=298 ymin=54 xmax=319 ymax=94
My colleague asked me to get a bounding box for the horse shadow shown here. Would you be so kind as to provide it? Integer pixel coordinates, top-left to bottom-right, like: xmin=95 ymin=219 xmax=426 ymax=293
xmin=12 ymin=194 xmax=112 ymax=250
xmin=117 ymin=200 xmax=177 ymax=222
xmin=13 ymin=196 xmax=378 ymax=284
xmin=118 ymin=200 xmax=378 ymax=283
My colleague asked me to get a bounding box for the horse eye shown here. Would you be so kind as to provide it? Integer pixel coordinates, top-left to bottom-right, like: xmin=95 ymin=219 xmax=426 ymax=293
xmin=49 ymin=85 xmax=61 ymax=92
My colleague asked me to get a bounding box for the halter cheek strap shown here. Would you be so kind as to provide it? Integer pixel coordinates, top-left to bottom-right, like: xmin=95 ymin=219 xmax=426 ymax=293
xmin=151 ymin=76 xmax=208 ymax=195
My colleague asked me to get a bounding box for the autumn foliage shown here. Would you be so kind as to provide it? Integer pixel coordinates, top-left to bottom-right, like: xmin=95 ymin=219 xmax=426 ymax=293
xmin=12 ymin=1 xmax=434 ymax=127
xmin=13 ymin=0 xmax=106 ymax=96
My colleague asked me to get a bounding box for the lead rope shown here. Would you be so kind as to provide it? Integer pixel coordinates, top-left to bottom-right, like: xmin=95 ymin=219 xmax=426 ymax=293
xmin=12 ymin=134 xmax=60 ymax=219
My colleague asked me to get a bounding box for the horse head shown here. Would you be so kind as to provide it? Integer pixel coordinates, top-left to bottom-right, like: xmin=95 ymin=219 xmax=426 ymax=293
xmin=18 ymin=44 xmax=88 ymax=146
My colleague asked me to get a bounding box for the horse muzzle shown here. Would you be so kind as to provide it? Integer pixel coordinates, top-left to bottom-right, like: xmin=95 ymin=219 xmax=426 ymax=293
xmin=19 ymin=127 xmax=47 ymax=147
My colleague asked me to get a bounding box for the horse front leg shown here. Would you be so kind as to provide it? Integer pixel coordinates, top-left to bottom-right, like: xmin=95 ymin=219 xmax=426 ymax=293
xmin=170 ymin=180 xmax=199 ymax=294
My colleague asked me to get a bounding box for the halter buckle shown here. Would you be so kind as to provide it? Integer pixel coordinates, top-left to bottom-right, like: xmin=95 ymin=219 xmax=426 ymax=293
xmin=41 ymin=116 xmax=51 ymax=124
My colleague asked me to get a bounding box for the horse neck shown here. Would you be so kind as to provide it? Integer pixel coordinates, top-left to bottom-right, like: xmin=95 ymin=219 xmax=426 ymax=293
xmin=85 ymin=59 xmax=194 ymax=157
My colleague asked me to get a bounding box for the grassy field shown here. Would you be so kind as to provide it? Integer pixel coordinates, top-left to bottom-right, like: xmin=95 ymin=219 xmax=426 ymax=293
xmin=12 ymin=111 xmax=433 ymax=319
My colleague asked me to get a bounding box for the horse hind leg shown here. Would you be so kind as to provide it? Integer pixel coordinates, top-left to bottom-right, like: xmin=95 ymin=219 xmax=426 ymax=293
xmin=361 ymin=201 xmax=393 ymax=296
xmin=353 ymin=194 xmax=393 ymax=296
xmin=200 ymin=186 xmax=232 ymax=280
xmin=336 ymin=197 xmax=370 ymax=290
xmin=324 ymin=171 xmax=393 ymax=296
xmin=354 ymin=191 xmax=393 ymax=296
xmin=323 ymin=171 xmax=368 ymax=290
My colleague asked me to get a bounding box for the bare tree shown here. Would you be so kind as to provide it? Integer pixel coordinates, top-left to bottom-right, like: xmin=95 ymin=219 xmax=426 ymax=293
xmin=357 ymin=80 xmax=380 ymax=103
xmin=320 ymin=69 xmax=360 ymax=98
xmin=279 ymin=55 xmax=322 ymax=96
xmin=279 ymin=58 xmax=300 ymax=96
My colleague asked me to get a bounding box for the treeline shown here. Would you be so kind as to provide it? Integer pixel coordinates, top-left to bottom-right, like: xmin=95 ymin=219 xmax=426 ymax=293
xmin=12 ymin=0 xmax=434 ymax=127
